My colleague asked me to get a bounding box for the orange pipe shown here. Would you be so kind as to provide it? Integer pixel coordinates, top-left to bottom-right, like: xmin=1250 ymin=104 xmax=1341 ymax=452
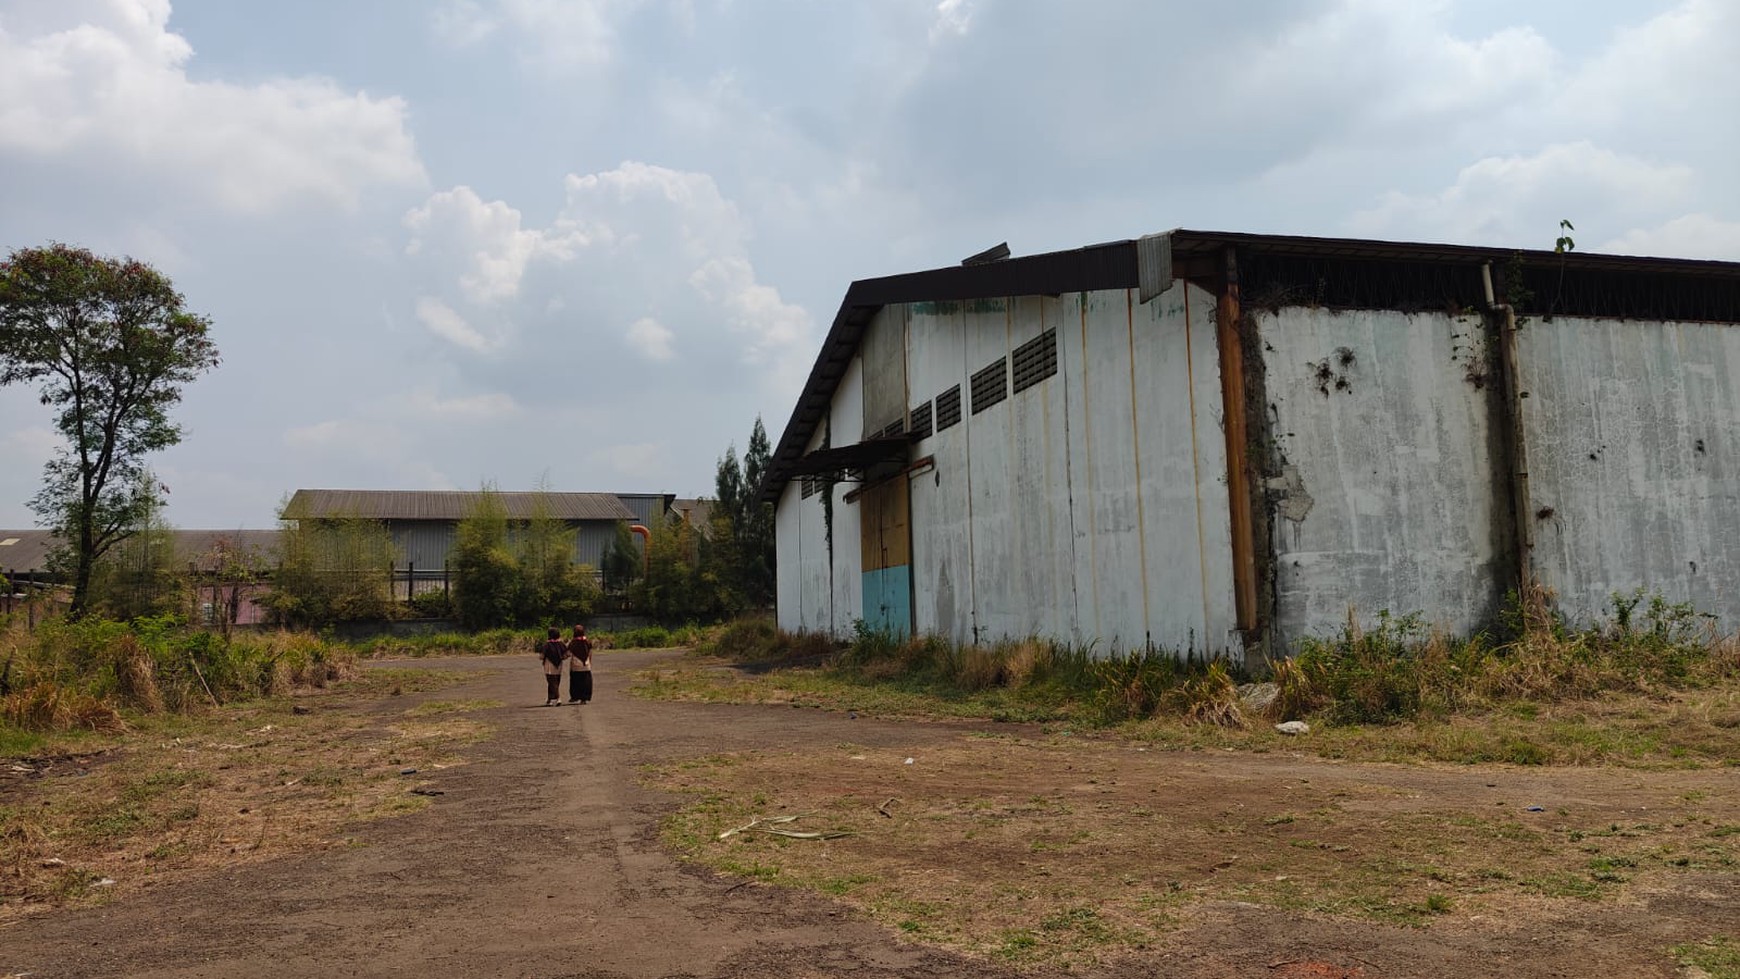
xmin=630 ymin=524 xmax=650 ymax=572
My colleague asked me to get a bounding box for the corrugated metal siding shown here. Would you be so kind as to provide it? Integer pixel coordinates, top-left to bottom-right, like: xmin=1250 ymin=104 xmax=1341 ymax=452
xmin=783 ymin=286 xmax=1239 ymax=654
xmin=388 ymin=519 xmax=622 ymax=571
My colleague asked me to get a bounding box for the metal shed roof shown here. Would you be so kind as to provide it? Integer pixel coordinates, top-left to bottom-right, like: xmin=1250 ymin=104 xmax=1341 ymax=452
xmin=0 ymin=529 xmax=282 ymax=573
xmin=282 ymin=489 xmax=636 ymax=522
xmin=759 ymin=229 xmax=1740 ymax=502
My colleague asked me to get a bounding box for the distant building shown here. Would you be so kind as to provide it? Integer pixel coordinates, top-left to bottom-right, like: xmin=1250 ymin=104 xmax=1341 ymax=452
xmin=280 ymin=489 xmax=637 ymax=571
xmin=758 ymin=230 xmax=1740 ymax=661
xmin=0 ymin=529 xmax=279 ymax=576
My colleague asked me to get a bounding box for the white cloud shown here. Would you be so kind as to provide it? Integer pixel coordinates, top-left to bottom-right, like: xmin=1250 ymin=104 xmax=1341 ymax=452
xmin=432 ymin=0 xmax=638 ymax=70
xmin=626 ymin=317 xmax=675 ymax=362
xmin=405 ymin=387 xmax=521 ymax=420
xmin=1599 ymin=214 xmax=1740 ymax=262
xmin=0 ymin=0 xmax=426 ymax=213
xmin=415 ymin=296 xmax=497 ymax=352
xmin=432 ymin=0 xmax=499 ymax=46
xmin=1348 ymin=142 xmax=1696 ymax=246
xmin=405 ymin=161 xmax=815 ymax=387
xmin=404 ymin=186 xmax=586 ymax=304
xmin=930 ymin=0 xmax=974 ymax=43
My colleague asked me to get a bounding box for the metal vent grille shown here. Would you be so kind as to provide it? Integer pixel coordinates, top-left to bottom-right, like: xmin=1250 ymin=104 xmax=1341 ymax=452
xmin=880 ymin=417 xmax=905 ymax=438
xmin=1012 ymin=328 xmax=1058 ymax=394
xmin=970 ymin=357 xmax=1008 ymax=414
xmin=908 ymin=401 xmax=933 ymax=440
xmin=800 ymin=476 xmax=816 ymax=498
xmin=936 ymin=385 xmax=962 ymax=431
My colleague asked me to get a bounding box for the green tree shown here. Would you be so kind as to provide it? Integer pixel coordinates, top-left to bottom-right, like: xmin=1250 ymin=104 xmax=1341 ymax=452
xmin=259 ymin=514 xmax=396 ymax=627
xmin=740 ymin=416 xmax=776 ymax=607
xmin=449 ymin=489 xmax=518 ymax=630
xmin=86 ymin=470 xmax=186 ymax=620
xmin=449 ymin=486 xmax=599 ymax=630
xmin=0 ymin=245 xmax=220 ymax=616
xmin=601 ymin=521 xmax=642 ymax=601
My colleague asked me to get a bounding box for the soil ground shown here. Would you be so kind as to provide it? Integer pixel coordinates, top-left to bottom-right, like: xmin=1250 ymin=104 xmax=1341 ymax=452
xmin=2 ymin=649 xmax=1735 ymax=978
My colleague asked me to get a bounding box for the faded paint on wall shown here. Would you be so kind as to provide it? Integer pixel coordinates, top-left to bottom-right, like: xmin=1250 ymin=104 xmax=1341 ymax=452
xmin=785 ymin=284 xmax=1239 ymax=653
xmin=1259 ymin=307 xmax=1507 ymax=644
xmin=1521 ymin=315 xmax=1740 ymax=625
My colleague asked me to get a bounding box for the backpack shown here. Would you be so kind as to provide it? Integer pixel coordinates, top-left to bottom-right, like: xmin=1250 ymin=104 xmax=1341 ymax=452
xmin=542 ymin=639 xmax=567 ymax=666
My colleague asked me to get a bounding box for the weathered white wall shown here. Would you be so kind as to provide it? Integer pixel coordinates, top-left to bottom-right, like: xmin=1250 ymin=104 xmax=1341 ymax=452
xmin=1259 ymin=308 xmax=1506 ymax=644
xmin=1521 ymin=316 xmax=1740 ymax=626
xmin=774 ymin=479 xmax=805 ymax=633
xmin=827 ymin=357 xmax=865 ymax=631
xmin=901 ymin=283 xmax=1237 ymax=652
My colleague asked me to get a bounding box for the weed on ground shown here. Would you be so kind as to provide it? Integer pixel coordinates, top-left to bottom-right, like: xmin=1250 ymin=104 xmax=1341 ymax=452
xmin=0 ymin=667 xmax=485 ymax=920
xmin=642 ymin=737 xmax=1740 ymax=968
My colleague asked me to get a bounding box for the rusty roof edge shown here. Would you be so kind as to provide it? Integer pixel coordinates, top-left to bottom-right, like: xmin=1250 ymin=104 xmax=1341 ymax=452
xmin=757 ymin=230 xmax=1740 ymax=503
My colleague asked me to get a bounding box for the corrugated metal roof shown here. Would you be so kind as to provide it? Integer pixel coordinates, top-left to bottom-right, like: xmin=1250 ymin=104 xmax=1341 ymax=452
xmin=0 ymin=529 xmax=282 ymax=573
xmin=759 ymin=229 xmax=1740 ymax=502
xmin=282 ymin=489 xmax=636 ymax=522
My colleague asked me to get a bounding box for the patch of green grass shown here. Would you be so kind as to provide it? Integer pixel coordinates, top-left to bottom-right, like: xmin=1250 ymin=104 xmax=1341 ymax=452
xmin=404 ymin=698 xmax=505 ymax=715
xmin=1673 ymin=937 xmax=1740 ymax=979
xmin=0 ymin=723 xmax=48 ymax=756
xmin=819 ymin=873 xmax=876 ymax=896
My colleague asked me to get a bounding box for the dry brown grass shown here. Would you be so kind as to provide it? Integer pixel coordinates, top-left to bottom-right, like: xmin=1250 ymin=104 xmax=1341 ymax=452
xmin=0 ymin=668 xmax=485 ymax=919
xmin=649 ymin=736 xmax=1740 ymax=967
xmin=1 ymin=682 xmax=126 ymax=735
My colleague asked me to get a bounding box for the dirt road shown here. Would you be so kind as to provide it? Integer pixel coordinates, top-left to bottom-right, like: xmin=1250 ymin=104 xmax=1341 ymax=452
xmin=3 ymin=650 xmax=1733 ymax=978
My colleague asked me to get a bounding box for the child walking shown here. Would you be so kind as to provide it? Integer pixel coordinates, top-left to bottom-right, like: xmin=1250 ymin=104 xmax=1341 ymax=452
xmin=538 ymin=627 xmax=566 ymax=706
xmin=567 ymin=624 xmax=593 ymax=704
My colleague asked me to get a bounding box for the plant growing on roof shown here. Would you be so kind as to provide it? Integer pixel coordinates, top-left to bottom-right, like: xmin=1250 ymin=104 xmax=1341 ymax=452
xmin=0 ymin=244 xmax=220 ymax=617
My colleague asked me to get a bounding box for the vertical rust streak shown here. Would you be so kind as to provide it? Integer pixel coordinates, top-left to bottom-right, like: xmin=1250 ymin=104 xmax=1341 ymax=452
xmin=1497 ymin=304 xmax=1533 ymax=584
xmin=1217 ymin=248 xmax=1259 ymax=637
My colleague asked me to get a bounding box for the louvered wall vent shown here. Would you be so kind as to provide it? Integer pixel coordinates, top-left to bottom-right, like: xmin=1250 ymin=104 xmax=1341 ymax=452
xmin=1012 ymin=328 xmax=1058 ymax=393
xmin=936 ymin=385 xmax=962 ymax=431
xmin=970 ymin=357 xmax=1007 ymax=414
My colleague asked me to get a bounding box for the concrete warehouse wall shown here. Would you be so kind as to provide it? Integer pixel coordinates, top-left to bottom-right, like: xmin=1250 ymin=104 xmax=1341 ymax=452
xmin=1521 ymin=315 xmax=1740 ymax=626
xmin=1257 ymin=307 xmax=1510 ymax=647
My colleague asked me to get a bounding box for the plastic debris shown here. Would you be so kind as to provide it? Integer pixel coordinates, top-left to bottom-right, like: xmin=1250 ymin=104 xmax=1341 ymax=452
xmin=399 ymin=767 xmax=418 ymax=776
xmin=1524 ymin=805 xmax=1545 ymax=812
xmin=903 ymin=757 xmax=915 ymax=765
xmin=1274 ymin=721 xmax=1311 ymax=735
xmin=718 ymin=811 xmax=850 ymax=841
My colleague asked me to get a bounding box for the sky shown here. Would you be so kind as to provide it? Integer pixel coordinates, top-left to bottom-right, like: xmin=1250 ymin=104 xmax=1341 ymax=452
xmin=1 ymin=0 xmax=1736 ymax=531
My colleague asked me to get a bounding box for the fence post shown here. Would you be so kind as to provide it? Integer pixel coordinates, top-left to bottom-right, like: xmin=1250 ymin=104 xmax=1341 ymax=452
xmin=408 ymin=562 xmax=416 ymax=606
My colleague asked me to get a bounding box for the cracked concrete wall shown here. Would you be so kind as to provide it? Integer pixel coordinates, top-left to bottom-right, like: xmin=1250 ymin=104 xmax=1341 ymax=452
xmin=1258 ymin=307 xmax=1509 ymax=646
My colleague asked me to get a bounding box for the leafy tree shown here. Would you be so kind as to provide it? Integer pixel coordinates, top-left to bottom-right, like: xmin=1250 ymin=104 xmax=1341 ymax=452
xmin=636 ymin=511 xmax=735 ymax=623
xmin=449 ymin=486 xmax=599 ymax=630
xmin=709 ymin=416 xmax=777 ymax=609
xmin=86 ymin=471 xmax=186 ymax=620
xmin=740 ymin=416 xmax=776 ymax=607
xmin=0 ymin=245 xmax=219 ymax=615
xmin=449 ymin=489 xmax=518 ymax=630
xmin=601 ymin=521 xmax=642 ymax=601
xmin=259 ymin=514 xmax=396 ymax=627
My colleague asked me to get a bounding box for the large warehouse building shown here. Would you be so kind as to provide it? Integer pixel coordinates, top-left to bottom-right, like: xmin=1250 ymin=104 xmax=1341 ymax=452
xmin=758 ymin=230 xmax=1740 ymax=661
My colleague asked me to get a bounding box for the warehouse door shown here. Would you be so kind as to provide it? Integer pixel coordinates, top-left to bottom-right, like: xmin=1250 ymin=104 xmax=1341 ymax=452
xmin=859 ymin=477 xmax=913 ymax=639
